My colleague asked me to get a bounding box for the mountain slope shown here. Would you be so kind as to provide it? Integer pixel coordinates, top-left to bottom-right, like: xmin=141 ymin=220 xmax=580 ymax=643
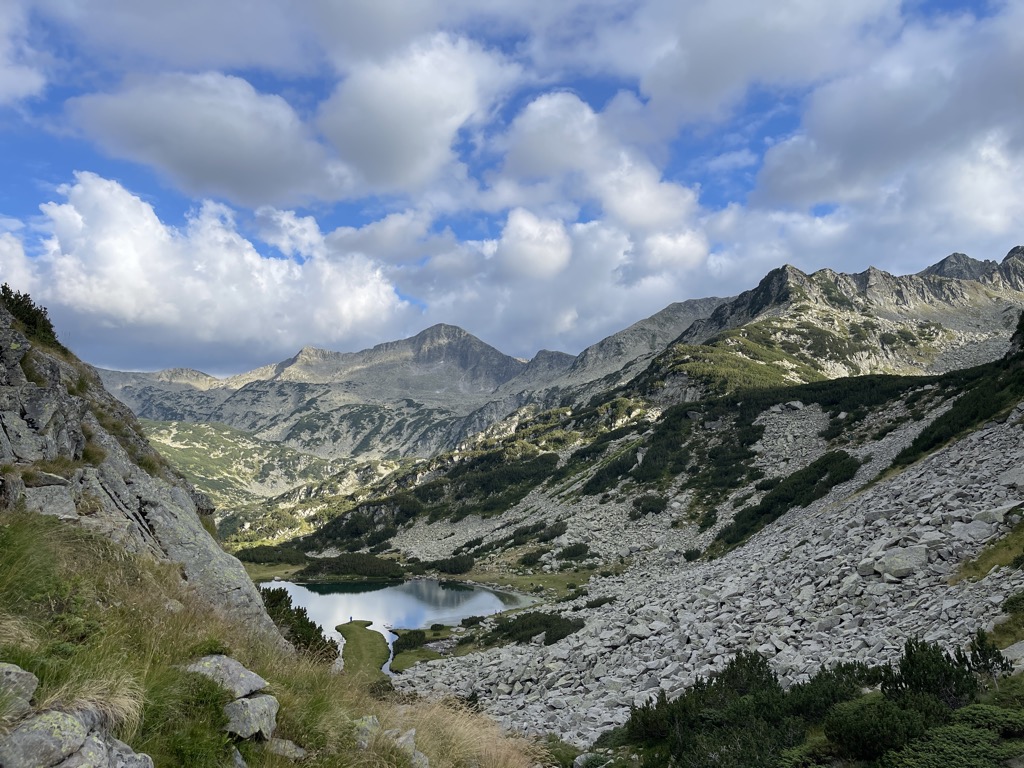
xmin=636 ymin=248 xmax=1024 ymax=401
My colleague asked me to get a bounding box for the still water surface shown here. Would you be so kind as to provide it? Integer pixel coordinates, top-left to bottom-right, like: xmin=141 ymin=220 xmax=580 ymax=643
xmin=261 ymin=578 xmax=530 ymax=650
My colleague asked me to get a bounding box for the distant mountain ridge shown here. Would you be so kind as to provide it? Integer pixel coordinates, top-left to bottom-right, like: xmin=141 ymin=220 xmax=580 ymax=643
xmin=102 ymin=248 xmax=1024 ymax=462
xmin=100 ymin=298 xmax=726 ymax=459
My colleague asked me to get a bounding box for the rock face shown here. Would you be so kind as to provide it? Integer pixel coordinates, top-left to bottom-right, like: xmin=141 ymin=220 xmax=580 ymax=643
xmin=0 ymin=306 xmax=285 ymax=647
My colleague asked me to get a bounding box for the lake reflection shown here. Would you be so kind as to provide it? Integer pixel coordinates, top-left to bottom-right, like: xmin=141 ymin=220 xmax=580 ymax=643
xmin=261 ymin=578 xmax=527 ymax=646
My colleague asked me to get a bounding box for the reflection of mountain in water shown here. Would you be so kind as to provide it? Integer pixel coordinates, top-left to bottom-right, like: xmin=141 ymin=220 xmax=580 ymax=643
xmin=303 ymin=580 xmax=402 ymax=596
xmin=397 ymin=579 xmax=480 ymax=608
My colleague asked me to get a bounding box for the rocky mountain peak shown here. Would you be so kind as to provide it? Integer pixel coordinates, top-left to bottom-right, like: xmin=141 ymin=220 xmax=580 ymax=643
xmin=918 ymin=252 xmax=998 ymax=281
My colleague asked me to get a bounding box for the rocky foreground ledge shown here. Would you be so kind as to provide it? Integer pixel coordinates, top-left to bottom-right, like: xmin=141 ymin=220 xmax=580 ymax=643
xmin=396 ymin=403 xmax=1024 ymax=746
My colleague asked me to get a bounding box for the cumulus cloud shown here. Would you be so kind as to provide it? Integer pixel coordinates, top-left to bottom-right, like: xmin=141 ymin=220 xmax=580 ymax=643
xmin=68 ymin=73 xmax=354 ymax=207
xmin=4 ymin=172 xmax=407 ymax=370
xmin=502 ymin=91 xmax=706 ymax=281
xmin=757 ymin=5 xmax=1024 ymax=208
xmin=318 ymin=33 xmax=520 ymax=192
xmin=495 ymin=208 xmax=572 ymax=279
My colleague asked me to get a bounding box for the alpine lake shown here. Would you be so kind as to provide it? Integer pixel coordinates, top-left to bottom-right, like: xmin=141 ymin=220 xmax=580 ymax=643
xmin=261 ymin=577 xmax=532 ymax=672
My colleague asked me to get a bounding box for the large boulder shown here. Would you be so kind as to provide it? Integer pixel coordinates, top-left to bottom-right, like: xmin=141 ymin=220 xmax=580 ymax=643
xmin=186 ymin=655 xmax=268 ymax=699
xmin=875 ymin=546 xmax=929 ymax=579
xmin=224 ymin=694 xmax=279 ymax=740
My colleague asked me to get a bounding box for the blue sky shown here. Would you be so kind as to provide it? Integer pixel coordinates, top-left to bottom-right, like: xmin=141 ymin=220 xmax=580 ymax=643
xmin=0 ymin=0 xmax=1021 ymax=374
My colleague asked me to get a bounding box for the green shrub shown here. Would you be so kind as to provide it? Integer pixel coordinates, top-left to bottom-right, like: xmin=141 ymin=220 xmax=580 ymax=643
xmin=425 ymin=554 xmax=474 ymax=574
xmin=0 ymin=284 xmax=65 ymax=350
xmin=716 ymin=451 xmax=861 ymax=546
xmin=882 ymin=637 xmax=979 ymax=711
xmin=234 ymin=544 xmax=308 ymax=565
xmin=880 ymin=723 xmax=1013 ymax=768
xmin=630 ymin=495 xmax=668 ymax=519
xmin=823 ymin=694 xmax=925 ymax=761
xmin=295 ymin=552 xmax=403 ymax=580
xmin=260 ymin=586 xmax=338 ymax=662
xmin=393 ymin=629 xmax=427 ymax=655
xmin=785 ymin=661 xmax=881 ymax=723
xmin=557 ymin=543 xmax=590 ymax=561
xmin=683 ymin=548 xmax=701 ymax=562
xmin=518 ymin=549 xmax=547 ymax=567
xmin=485 ymin=612 xmax=584 ymax=646
xmin=952 ymin=704 xmax=1024 ymax=737
xmin=1003 ymin=591 xmax=1024 ymax=614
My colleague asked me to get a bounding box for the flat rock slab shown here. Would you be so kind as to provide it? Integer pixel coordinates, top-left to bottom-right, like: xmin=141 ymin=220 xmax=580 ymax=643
xmin=225 ymin=694 xmax=279 ymax=740
xmin=186 ymin=655 xmax=268 ymax=699
xmin=0 ymin=662 xmax=38 ymax=719
xmin=23 ymin=485 xmax=77 ymax=520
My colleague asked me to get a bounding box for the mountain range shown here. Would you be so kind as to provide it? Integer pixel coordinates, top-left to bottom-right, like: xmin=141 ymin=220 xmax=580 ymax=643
xmin=102 ymin=248 xmax=1024 ymax=466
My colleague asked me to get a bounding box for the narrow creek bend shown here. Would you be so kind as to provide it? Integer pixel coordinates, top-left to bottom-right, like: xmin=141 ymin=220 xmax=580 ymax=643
xmin=260 ymin=578 xmax=532 ymax=672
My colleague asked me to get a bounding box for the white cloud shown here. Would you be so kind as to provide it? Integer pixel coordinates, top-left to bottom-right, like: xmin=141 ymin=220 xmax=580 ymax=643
xmin=318 ymin=33 xmax=520 ymax=192
xmin=69 ymin=73 xmax=353 ymax=207
xmin=5 ymin=172 xmax=407 ymax=370
xmin=34 ymin=0 xmax=312 ymax=72
xmin=495 ymin=208 xmax=572 ymax=279
xmin=757 ymin=5 xmax=1024 ymax=208
xmin=0 ymin=1 xmax=44 ymax=104
xmin=324 ymin=210 xmax=441 ymax=265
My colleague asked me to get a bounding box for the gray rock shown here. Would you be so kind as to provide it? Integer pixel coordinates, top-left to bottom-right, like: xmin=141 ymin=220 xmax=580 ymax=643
xmin=353 ymin=714 xmax=379 ymax=749
xmin=267 ymin=738 xmax=307 ymax=760
xmin=876 ymin=546 xmax=929 ymax=579
xmin=55 ymin=731 xmax=108 ymax=767
xmin=186 ymin=655 xmax=268 ymax=698
xmin=0 ymin=711 xmax=88 ymax=768
xmin=109 ymin=739 xmax=154 ymax=768
xmin=951 ymin=520 xmax=997 ymax=542
xmin=0 ymin=663 xmax=38 ymax=721
xmin=224 ymin=694 xmax=279 ymax=739
xmin=1001 ymin=640 xmax=1024 ymax=666
xmin=23 ymin=485 xmax=78 ymax=520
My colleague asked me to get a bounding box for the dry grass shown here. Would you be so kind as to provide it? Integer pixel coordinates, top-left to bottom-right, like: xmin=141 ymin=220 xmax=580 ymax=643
xmin=404 ymin=700 xmax=549 ymax=768
xmin=0 ymin=613 xmax=40 ymax=650
xmin=38 ymin=671 xmax=145 ymax=733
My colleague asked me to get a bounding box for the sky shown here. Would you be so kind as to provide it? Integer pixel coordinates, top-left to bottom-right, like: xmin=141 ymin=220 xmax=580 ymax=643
xmin=0 ymin=0 xmax=1022 ymax=374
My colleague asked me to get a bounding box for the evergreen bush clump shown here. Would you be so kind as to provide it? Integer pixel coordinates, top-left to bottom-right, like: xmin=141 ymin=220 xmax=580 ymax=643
xmin=557 ymin=542 xmax=590 ymax=561
xmin=0 ymin=283 xmax=65 ymax=350
xmin=485 ymin=612 xmax=584 ymax=646
xmin=260 ymin=586 xmax=337 ymax=662
xmin=295 ymin=552 xmax=403 ymax=579
xmin=824 ymin=694 xmax=925 ymax=761
xmin=392 ymin=629 xmax=428 ymax=655
xmin=629 ymin=494 xmax=668 ymax=519
xmin=518 ymin=549 xmax=547 ymax=566
xmin=425 ymin=554 xmax=475 ymax=574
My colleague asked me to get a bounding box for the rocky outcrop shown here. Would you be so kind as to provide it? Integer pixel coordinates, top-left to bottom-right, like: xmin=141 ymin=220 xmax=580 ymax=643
xmin=0 ymin=306 xmax=285 ymax=648
xmin=0 ymin=663 xmax=153 ymax=768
